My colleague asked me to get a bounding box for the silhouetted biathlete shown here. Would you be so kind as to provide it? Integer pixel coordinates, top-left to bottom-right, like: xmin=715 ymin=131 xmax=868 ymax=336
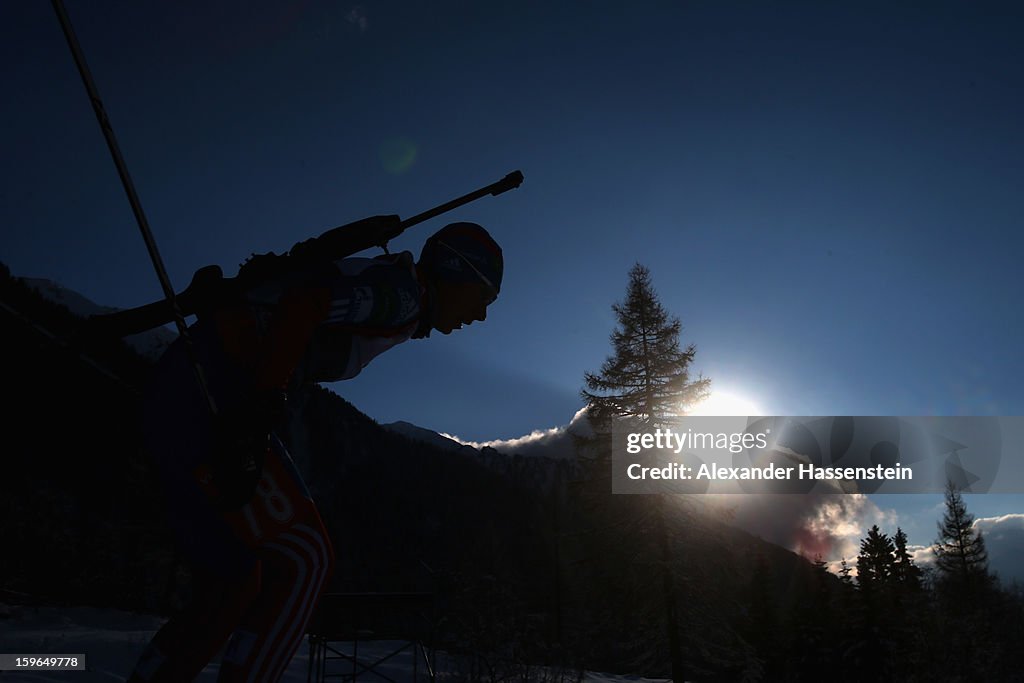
xmin=127 ymin=217 xmax=503 ymax=683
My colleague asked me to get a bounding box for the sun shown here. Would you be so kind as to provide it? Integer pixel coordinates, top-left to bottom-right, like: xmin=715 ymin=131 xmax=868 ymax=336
xmin=688 ymin=390 xmax=764 ymax=417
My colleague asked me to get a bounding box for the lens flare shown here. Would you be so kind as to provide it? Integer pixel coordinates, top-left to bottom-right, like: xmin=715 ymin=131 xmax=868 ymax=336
xmin=688 ymin=390 xmax=764 ymax=417
xmin=379 ymin=138 xmax=417 ymax=174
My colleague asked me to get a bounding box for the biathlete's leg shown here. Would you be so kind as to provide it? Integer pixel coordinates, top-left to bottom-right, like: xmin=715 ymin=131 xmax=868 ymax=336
xmin=217 ymin=511 xmax=334 ymax=682
xmin=127 ymin=562 xmax=261 ymax=683
xmin=216 ymin=440 xmax=335 ymax=683
xmin=131 ymin=334 xmax=264 ymax=683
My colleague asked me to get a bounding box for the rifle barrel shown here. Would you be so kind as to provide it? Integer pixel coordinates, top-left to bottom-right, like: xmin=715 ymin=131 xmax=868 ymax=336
xmin=399 ymin=170 xmax=523 ymax=230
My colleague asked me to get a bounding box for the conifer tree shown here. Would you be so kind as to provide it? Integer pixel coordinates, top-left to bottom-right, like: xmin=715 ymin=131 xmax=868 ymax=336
xmin=856 ymin=524 xmax=895 ymax=591
xmin=835 ymin=557 xmax=860 ymax=652
xmin=582 ymin=263 xmax=710 ymax=432
xmin=838 ymin=557 xmax=854 ymax=586
xmin=934 ymin=480 xmax=989 ymax=586
xmin=854 ymin=525 xmax=902 ymax=676
xmin=892 ymin=527 xmax=922 ymax=588
xmin=792 ymin=555 xmax=836 ymax=677
xmin=578 ymin=263 xmax=710 ymax=682
xmin=931 ymin=482 xmax=1004 ymax=676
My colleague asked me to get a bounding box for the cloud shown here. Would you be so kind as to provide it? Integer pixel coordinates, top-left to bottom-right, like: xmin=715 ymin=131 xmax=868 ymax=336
xmin=444 ymin=407 xmax=591 ymax=458
xmin=970 ymin=516 xmax=1019 ymax=585
xmin=973 ymin=512 xmax=1024 ymax=535
xmin=905 ymin=514 xmax=1024 ymax=585
xmin=975 ymin=514 xmax=1024 ymax=583
xmin=716 ymin=492 xmax=897 ymax=568
xmin=803 ymin=495 xmax=898 ymax=560
xmin=697 ymin=477 xmax=905 ymax=574
xmin=909 ymin=544 xmax=936 ymax=570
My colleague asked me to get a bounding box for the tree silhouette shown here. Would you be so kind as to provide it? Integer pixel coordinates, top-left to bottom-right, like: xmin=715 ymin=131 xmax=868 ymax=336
xmin=934 ymin=479 xmax=992 ymax=613
xmin=579 ymin=263 xmax=710 ymax=682
xmin=856 ymin=524 xmax=895 ymax=592
xmin=582 ymin=264 xmax=709 ymax=429
xmin=929 ymin=482 xmax=1015 ymax=678
xmin=838 ymin=557 xmax=854 ymax=586
xmin=891 ymin=527 xmax=922 ymax=589
xmin=934 ymin=480 xmax=989 ymax=581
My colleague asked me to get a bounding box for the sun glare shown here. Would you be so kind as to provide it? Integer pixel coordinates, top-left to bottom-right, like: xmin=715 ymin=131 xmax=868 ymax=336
xmin=688 ymin=390 xmax=764 ymax=417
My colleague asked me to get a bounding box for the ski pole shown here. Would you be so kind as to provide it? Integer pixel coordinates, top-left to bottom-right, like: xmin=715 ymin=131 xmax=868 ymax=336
xmin=52 ymin=0 xmax=218 ymax=415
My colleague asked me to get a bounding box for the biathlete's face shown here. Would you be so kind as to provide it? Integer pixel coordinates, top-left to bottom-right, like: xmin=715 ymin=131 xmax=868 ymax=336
xmin=432 ymin=280 xmax=494 ymax=335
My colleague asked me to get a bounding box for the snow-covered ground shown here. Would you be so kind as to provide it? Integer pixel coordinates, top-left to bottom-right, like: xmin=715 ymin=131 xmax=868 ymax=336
xmin=0 ymin=603 xmax=668 ymax=682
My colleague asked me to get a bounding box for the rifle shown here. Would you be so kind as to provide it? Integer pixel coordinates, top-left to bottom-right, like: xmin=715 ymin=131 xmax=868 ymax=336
xmin=89 ymin=170 xmax=524 ymax=337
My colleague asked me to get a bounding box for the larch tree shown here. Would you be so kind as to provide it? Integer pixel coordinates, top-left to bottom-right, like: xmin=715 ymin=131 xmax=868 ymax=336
xmin=579 ymin=263 xmax=710 ymax=682
xmin=934 ymin=480 xmax=990 ymax=591
xmin=582 ymin=263 xmax=710 ymax=432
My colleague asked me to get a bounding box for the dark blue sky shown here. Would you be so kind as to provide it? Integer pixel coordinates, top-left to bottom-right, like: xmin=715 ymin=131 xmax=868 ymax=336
xmin=3 ymin=2 xmax=1023 ymax=547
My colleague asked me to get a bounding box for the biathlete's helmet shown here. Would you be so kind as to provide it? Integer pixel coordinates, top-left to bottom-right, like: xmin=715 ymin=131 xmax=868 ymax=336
xmin=419 ymin=222 xmax=503 ymax=303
